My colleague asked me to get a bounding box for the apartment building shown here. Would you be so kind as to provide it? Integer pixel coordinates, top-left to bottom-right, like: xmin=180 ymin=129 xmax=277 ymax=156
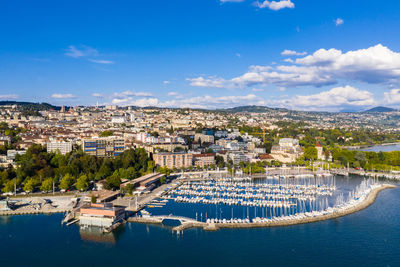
xmin=153 ymin=152 xmax=193 ymax=169
xmin=82 ymin=136 xmax=125 ymax=158
xmin=194 ymin=133 xmax=214 ymax=144
xmin=193 ymin=153 xmax=215 ymax=168
xmin=46 ymin=141 xmax=73 ymax=155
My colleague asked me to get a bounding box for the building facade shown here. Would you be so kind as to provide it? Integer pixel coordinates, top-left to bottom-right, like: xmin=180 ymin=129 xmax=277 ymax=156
xmin=82 ymin=137 xmax=125 ymax=158
xmin=153 ymin=152 xmax=193 ymax=169
xmin=46 ymin=141 xmax=73 ymax=155
xmin=193 ymin=153 xmax=215 ymax=168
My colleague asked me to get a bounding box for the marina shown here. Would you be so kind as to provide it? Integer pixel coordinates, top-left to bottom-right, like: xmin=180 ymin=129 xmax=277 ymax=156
xmin=132 ymin=174 xmax=395 ymax=232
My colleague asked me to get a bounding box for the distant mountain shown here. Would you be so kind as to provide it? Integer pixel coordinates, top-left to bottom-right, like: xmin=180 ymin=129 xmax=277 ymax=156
xmin=363 ymin=106 xmax=396 ymax=113
xmin=339 ymin=107 xmax=364 ymax=113
xmin=217 ymin=105 xmax=288 ymax=113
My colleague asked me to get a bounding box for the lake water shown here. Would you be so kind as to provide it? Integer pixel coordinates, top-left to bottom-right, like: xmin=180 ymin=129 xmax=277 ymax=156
xmin=358 ymin=143 xmax=400 ymax=152
xmin=1 ymin=177 xmax=400 ymax=267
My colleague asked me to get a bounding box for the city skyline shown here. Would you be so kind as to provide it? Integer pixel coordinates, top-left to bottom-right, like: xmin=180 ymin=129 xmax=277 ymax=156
xmin=1 ymin=0 xmax=400 ymax=111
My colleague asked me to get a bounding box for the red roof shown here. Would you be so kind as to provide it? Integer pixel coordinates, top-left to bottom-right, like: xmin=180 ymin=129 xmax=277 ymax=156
xmin=259 ymin=154 xmax=273 ymax=160
xmin=193 ymin=153 xmax=214 ymax=158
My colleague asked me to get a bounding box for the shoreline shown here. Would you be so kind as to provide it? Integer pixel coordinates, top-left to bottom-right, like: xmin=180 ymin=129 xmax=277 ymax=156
xmin=344 ymin=142 xmax=400 ymax=150
xmin=0 ymin=208 xmax=70 ymax=216
xmin=130 ymin=184 xmax=396 ymax=232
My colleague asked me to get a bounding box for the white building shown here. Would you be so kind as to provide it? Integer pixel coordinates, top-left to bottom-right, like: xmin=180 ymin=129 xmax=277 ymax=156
xmin=46 ymin=141 xmax=73 ymax=155
xmin=111 ymin=116 xmax=126 ymax=124
xmin=7 ymin=149 xmax=26 ymax=160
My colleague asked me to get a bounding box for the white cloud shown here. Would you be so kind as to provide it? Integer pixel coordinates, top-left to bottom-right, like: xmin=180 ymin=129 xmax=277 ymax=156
xmin=163 ymin=80 xmax=171 ymax=85
xmin=167 ymin=91 xmax=179 ymax=96
xmin=255 ymin=0 xmax=294 ymax=11
xmin=88 ymin=59 xmax=114 ymax=64
xmin=187 ymin=76 xmax=232 ymax=88
xmin=51 ymin=93 xmax=77 ymax=99
xmin=111 ymin=91 xmax=156 ymax=107
xmin=110 ymin=93 xmax=265 ymax=109
xmin=65 ymin=45 xmax=98 ymax=58
xmin=271 ymin=86 xmax=376 ymax=111
xmin=384 ymin=89 xmax=400 ymax=104
xmin=112 ymin=97 xmax=160 ymax=107
xmin=188 ymin=44 xmax=400 ymax=89
xmin=162 ymin=94 xmax=264 ymax=109
xmin=281 ymin=49 xmax=307 ymax=56
xmin=252 ymin=88 xmax=264 ymax=92
xmin=236 ymin=53 xmax=241 ymax=58
xmin=0 ymin=94 xmax=19 ymax=99
xmin=335 ymin=18 xmax=344 ymax=26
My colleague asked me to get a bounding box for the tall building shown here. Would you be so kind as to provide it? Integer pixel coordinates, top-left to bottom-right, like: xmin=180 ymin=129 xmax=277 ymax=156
xmin=82 ymin=137 xmax=125 ymax=158
xmin=46 ymin=141 xmax=73 ymax=155
xmin=153 ymin=152 xmax=193 ymax=169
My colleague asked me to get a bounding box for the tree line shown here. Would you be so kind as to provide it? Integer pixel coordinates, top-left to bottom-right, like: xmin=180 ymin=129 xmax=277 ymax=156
xmin=0 ymin=144 xmax=154 ymax=194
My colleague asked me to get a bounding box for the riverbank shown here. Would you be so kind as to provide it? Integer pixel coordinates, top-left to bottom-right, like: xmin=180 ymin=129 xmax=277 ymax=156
xmin=130 ymin=184 xmax=395 ymax=232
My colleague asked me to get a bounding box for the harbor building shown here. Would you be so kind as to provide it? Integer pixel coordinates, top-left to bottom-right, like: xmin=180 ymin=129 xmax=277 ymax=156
xmin=46 ymin=141 xmax=73 ymax=155
xmin=82 ymin=137 xmax=125 ymax=158
xmin=120 ymin=172 xmax=165 ymax=192
xmin=79 ymin=203 xmax=125 ymax=228
xmin=153 ymin=152 xmax=193 ymax=169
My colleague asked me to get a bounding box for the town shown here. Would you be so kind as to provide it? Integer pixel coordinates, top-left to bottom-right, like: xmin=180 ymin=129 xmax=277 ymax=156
xmin=0 ymin=102 xmax=399 ymax=231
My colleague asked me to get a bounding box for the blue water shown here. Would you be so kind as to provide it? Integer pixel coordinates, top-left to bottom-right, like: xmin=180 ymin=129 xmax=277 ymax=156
xmin=1 ymin=179 xmax=400 ymax=267
xmin=359 ymin=143 xmax=400 ymax=152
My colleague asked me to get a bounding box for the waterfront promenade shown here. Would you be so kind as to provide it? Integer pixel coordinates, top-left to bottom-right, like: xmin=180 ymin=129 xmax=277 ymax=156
xmin=0 ymin=196 xmax=75 ymax=216
xmin=130 ymin=184 xmax=395 ymax=232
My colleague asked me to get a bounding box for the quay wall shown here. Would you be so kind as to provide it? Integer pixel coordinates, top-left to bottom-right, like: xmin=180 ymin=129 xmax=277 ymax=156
xmin=0 ymin=208 xmax=71 ymax=216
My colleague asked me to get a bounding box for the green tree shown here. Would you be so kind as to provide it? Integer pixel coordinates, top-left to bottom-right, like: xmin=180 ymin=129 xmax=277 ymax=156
xmin=23 ymin=178 xmax=36 ymax=193
xmin=304 ymin=147 xmax=318 ymax=161
xmin=355 ymin=151 xmax=367 ymax=167
xmin=99 ymin=130 xmax=113 ymax=137
xmin=160 ymin=176 xmax=166 ymax=184
xmin=40 ymin=178 xmax=53 ymax=192
xmin=3 ymin=179 xmax=15 ymax=193
xmin=59 ymin=173 xmax=75 ymax=190
xmin=76 ymin=174 xmax=89 ymax=191
xmin=147 ymin=160 xmax=155 ymax=173
xmin=105 ymin=174 xmax=121 ymax=190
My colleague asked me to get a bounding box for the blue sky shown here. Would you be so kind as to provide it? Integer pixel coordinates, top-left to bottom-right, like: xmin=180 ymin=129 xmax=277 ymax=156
xmin=1 ymin=0 xmax=400 ymax=111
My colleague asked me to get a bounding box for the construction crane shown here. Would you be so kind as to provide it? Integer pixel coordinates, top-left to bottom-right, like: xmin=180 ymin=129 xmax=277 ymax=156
xmin=251 ymin=129 xmax=267 ymax=144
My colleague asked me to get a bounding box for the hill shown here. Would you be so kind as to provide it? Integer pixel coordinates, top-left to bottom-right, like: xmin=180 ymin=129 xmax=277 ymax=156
xmin=217 ymin=105 xmax=288 ymax=113
xmin=363 ymin=106 xmax=396 ymax=113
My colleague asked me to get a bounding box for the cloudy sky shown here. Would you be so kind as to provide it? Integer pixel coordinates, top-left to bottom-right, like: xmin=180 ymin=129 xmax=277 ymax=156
xmin=1 ymin=0 xmax=400 ymax=111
